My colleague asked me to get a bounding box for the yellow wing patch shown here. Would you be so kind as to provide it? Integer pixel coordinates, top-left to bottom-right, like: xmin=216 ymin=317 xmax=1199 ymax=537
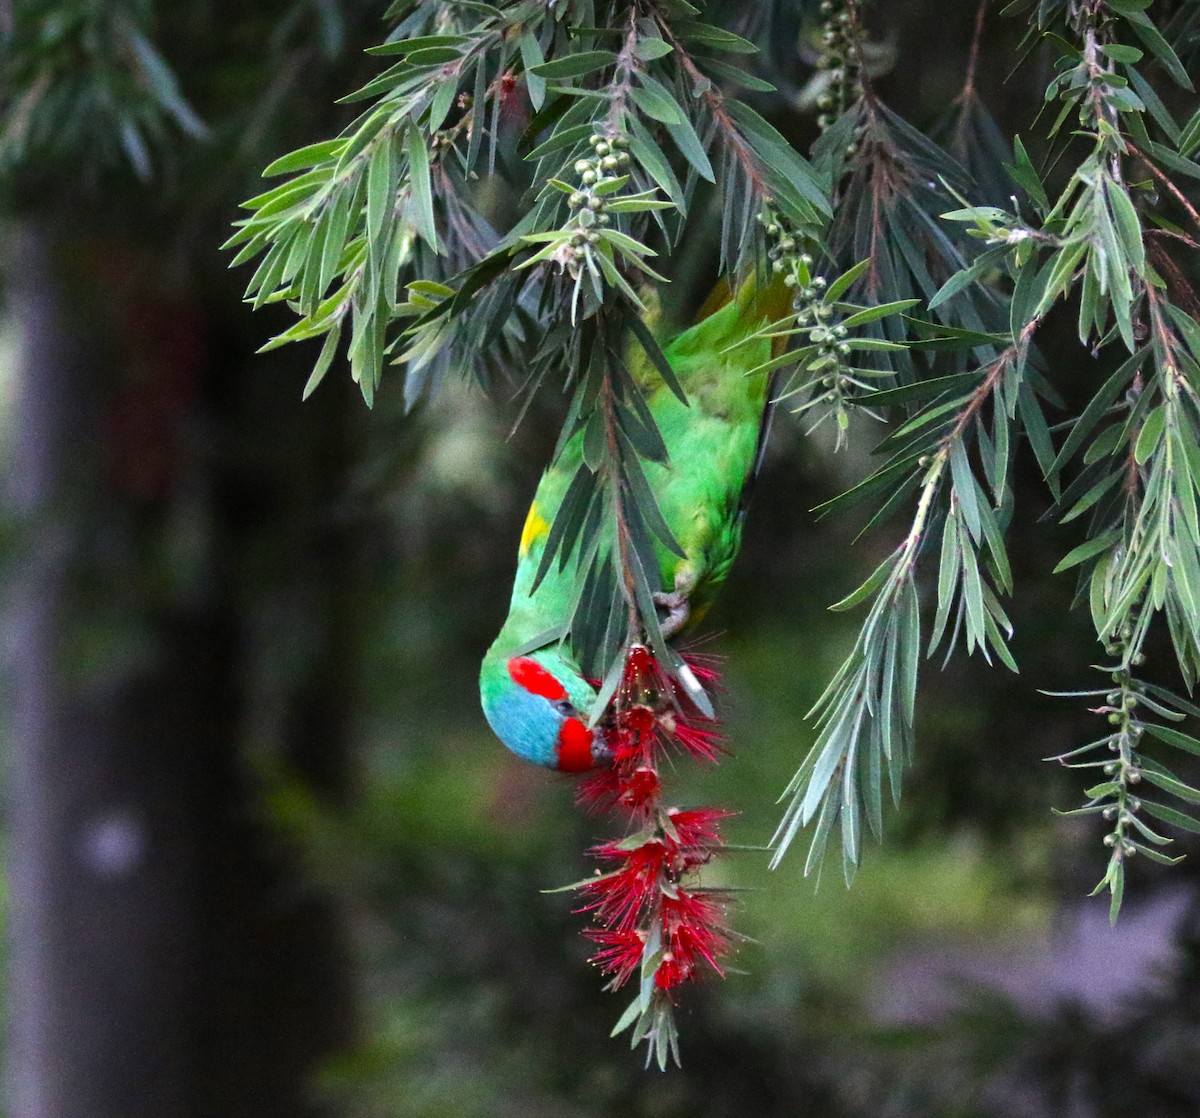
xmin=519 ymin=503 xmax=551 ymax=557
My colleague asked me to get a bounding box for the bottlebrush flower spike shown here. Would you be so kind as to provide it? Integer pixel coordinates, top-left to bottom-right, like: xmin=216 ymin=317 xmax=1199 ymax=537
xmin=570 ymin=644 xmax=735 ymax=1069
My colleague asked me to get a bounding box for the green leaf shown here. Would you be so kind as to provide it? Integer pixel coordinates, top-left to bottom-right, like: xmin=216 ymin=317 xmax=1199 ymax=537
xmin=302 ymin=321 xmax=343 ymax=400
xmin=828 ymin=553 xmax=896 ymax=612
xmin=702 ymin=58 xmax=776 ymax=93
xmin=1134 ymin=404 xmax=1165 ymax=464
xmin=365 ymin=34 xmax=466 ymax=57
xmin=625 ymin=309 xmax=688 ymax=404
xmin=1121 ymin=10 xmax=1194 ymax=90
xmin=862 ymin=376 xmax=978 ymax=409
xmin=630 ymin=76 xmax=684 ymax=124
xmin=663 ymin=111 xmax=715 ymax=183
xmin=1141 ymin=766 xmax=1200 ymax=805
xmin=1008 ymin=135 xmax=1050 ymax=212
xmin=1180 ymin=106 xmax=1200 ymax=157
xmin=841 ymin=299 xmax=920 ymax=328
xmin=1144 ymin=722 xmax=1200 ymax=757
xmin=1106 ymin=180 xmax=1145 ymax=273
xmin=634 ymin=37 xmax=673 ymax=61
xmin=824 ymin=260 xmax=870 ymax=302
xmin=1053 ymin=530 xmax=1121 ymax=574
xmin=675 ymin=20 xmax=759 ymax=54
xmin=405 ymin=125 xmax=439 ymax=251
xmin=1102 ymin=43 xmax=1143 ymax=63
xmin=530 ymin=52 xmax=617 ymax=80
xmin=262 ymin=139 xmax=345 ymax=177
xmin=1141 ymin=799 xmax=1200 ymax=835
xmin=519 ymin=31 xmax=547 ymax=112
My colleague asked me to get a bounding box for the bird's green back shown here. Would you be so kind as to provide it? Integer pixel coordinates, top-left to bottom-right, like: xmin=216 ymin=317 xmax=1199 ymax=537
xmin=489 ymin=270 xmax=789 ymax=668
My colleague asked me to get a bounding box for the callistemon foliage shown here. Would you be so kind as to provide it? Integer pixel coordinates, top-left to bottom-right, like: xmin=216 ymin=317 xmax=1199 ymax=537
xmin=573 ymin=644 xmax=733 ymax=1070
xmin=226 ymin=0 xmax=1200 ymax=1064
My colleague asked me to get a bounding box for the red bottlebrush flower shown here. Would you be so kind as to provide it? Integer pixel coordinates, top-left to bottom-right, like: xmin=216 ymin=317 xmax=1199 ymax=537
xmin=666 ymin=807 xmax=733 ymax=864
xmin=577 ymin=840 xmax=667 ymax=930
xmin=679 ymin=650 xmax=723 ymax=688
xmin=661 ymin=889 xmax=729 ymax=977
xmin=586 ymin=927 xmax=645 ymax=989
xmin=566 ymin=643 xmax=737 ymax=1058
xmin=619 ymin=766 xmax=661 ymax=811
xmin=664 ymin=712 xmax=724 ymax=764
xmin=654 ymin=953 xmax=690 ymax=990
xmin=575 ymin=767 xmax=622 ymax=814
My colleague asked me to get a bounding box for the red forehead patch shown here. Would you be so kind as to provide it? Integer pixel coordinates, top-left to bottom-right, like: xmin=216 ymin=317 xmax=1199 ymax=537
xmin=508 ymin=657 xmax=567 ymax=701
xmin=556 ymin=717 xmax=594 ymax=772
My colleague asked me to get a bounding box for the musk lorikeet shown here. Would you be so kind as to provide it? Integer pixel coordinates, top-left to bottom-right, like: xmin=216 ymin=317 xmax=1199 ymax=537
xmin=479 ymin=271 xmax=789 ymax=771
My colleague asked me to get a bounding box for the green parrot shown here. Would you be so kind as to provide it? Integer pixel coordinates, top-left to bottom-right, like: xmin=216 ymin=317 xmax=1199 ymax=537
xmin=479 ymin=271 xmax=789 ymax=771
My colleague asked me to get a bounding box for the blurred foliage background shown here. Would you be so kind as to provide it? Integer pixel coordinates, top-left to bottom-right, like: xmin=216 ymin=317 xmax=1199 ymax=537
xmin=2 ymin=2 xmax=1200 ymax=1117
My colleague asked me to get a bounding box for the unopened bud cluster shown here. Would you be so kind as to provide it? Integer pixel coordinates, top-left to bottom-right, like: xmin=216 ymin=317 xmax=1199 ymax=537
xmin=814 ymin=0 xmax=863 ymax=133
xmin=1093 ymin=621 xmax=1149 ymax=866
xmin=759 ymin=208 xmax=856 ymax=444
xmin=563 ymin=132 xmax=631 ymax=274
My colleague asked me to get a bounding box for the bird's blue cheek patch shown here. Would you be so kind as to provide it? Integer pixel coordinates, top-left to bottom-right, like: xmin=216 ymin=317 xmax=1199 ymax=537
xmin=482 ymin=689 xmax=560 ymax=768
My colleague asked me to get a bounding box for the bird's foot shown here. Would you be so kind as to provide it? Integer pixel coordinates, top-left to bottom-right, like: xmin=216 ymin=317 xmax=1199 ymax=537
xmin=653 ymin=571 xmax=695 ymax=640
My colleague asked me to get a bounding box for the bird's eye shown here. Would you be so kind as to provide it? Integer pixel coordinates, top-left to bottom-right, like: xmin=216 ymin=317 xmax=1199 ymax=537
xmin=552 ymin=699 xmax=574 ymax=716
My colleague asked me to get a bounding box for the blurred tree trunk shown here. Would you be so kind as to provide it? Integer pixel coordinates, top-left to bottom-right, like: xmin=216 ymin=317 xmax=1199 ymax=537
xmin=5 ymin=228 xmax=357 ymax=1118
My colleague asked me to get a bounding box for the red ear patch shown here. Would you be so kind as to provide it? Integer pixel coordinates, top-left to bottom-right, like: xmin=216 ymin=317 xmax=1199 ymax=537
xmin=556 ymin=717 xmax=594 ymax=772
xmin=508 ymin=657 xmax=568 ymax=701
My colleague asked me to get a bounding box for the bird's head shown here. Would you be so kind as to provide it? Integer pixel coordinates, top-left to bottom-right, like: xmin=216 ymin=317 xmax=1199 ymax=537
xmin=480 ymin=646 xmax=606 ymax=771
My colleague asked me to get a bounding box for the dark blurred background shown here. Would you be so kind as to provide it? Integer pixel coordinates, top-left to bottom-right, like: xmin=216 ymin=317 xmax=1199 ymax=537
xmin=2 ymin=2 xmax=1199 ymax=1116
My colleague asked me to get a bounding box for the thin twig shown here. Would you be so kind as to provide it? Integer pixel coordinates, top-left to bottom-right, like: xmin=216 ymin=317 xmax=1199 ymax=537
xmin=961 ymin=0 xmax=989 ymax=102
xmin=1129 ymin=143 xmax=1200 ymax=238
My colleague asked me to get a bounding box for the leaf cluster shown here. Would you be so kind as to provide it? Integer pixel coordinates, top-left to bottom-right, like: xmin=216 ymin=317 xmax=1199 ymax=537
xmin=770 ymin=0 xmax=1200 ymax=915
